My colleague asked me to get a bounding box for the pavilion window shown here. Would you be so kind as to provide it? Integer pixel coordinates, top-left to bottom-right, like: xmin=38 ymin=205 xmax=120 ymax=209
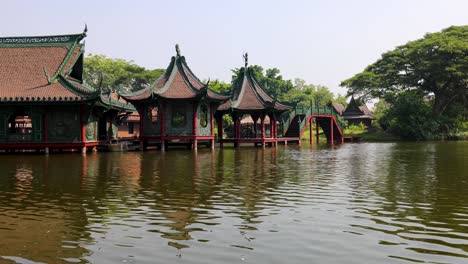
xmin=8 ymin=110 xmax=33 ymax=141
xmin=200 ymin=104 xmax=208 ymax=128
xmin=172 ymin=108 xmax=187 ymax=128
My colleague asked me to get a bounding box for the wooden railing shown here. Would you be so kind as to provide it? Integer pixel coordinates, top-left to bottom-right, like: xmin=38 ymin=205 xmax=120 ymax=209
xmin=281 ymin=104 xmax=345 ymax=137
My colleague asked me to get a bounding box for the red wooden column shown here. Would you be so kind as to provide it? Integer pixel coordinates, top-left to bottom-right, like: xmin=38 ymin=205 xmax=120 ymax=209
xmin=270 ymin=116 xmax=274 ymax=138
xmin=330 ymin=117 xmax=334 ymax=145
xmin=309 ymin=117 xmax=313 ymax=146
xmin=161 ymin=101 xmax=167 ymax=151
xmin=271 ymin=116 xmax=277 ymax=147
xmin=80 ymin=104 xmax=87 ymax=154
xmin=261 ymin=116 xmax=266 ymax=147
xmin=210 ymin=103 xmax=215 ymax=150
xmin=192 ymin=102 xmax=198 ymax=150
xmin=315 ymin=118 xmax=320 ymax=144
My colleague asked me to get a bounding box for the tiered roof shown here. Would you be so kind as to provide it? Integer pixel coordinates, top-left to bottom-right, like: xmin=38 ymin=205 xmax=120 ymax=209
xmin=121 ymin=45 xmax=229 ymax=102
xmin=218 ymin=54 xmax=291 ymax=113
xmin=0 ymin=30 xmax=95 ymax=102
xmin=342 ymin=96 xmax=375 ymax=119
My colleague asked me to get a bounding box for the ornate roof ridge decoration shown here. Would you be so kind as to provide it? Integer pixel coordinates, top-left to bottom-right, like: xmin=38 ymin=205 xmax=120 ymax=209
xmin=142 ymin=44 xmax=229 ymax=101
xmin=0 ymin=25 xmax=87 ymax=46
xmin=225 ymin=54 xmax=291 ymax=112
xmin=118 ymin=45 xmax=229 ymax=102
xmin=0 ymin=26 xmax=130 ymax=112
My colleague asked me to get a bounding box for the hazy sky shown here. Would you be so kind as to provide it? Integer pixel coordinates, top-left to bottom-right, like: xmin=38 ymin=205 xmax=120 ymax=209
xmin=2 ymin=0 xmax=467 ymax=95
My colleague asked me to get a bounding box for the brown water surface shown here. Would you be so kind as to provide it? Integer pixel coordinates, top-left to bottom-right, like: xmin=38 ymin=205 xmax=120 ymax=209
xmin=0 ymin=142 xmax=467 ymax=264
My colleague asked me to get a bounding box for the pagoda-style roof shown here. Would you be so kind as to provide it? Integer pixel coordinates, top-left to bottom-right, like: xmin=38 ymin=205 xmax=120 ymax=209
xmin=121 ymin=45 xmax=229 ymax=102
xmin=0 ymin=29 xmax=97 ymax=102
xmin=342 ymin=96 xmax=375 ymax=120
xmin=218 ymin=55 xmax=291 ymax=113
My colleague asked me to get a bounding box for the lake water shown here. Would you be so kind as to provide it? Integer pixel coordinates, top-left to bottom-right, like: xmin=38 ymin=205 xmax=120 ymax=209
xmin=0 ymin=142 xmax=467 ymax=264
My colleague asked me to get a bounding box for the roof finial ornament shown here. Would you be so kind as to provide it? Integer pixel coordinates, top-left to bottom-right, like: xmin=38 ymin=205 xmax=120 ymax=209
xmin=243 ymin=52 xmax=248 ymax=67
xmin=84 ymin=23 xmax=88 ymax=33
xmin=175 ymin=44 xmax=181 ymax=57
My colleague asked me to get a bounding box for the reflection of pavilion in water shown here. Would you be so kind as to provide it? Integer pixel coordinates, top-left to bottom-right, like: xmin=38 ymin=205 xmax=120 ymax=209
xmin=0 ymin=149 xmax=288 ymax=259
xmin=133 ymin=148 xmax=285 ymax=248
xmin=0 ymin=156 xmax=90 ymax=263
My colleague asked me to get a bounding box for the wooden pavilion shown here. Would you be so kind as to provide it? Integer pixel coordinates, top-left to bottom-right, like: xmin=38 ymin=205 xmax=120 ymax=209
xmin=0 ymin=28 xmax=133 ymax=153
xmin=120 ymin=45 xmax=229 ymax=151
xmin=216 ymin=54 xmax=292 ymax=147
xmin=342 ymin=96 xmax=375 ymax=128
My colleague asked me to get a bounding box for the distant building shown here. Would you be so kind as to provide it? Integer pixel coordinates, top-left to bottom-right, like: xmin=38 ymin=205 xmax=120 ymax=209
xmin=342 ymin=97 xmax=375 ymax=128
xmin=118 ymin=112 xmax=140 ymax=139
xmin=330 ymin=102 xmax=345 ymax=115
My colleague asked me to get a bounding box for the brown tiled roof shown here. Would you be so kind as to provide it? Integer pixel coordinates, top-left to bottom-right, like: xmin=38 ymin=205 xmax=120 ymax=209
xmin=61 ymin=46 xmax=81 ymax=75
xmin=331 ymin=103 xmax=345 ymax=115
xmin=217 ymin=100 xmax=231 ymax=111
xmin=154 ymin=53 xmax=220 ymax=99
xmin=122 ymin=46 xmax=229 ymax=103
xmin=156 ymin=62 xmax=199 ymax=99
xmin=343 ymin=97 xmax=375 ymax=119
xmin=0 ymin=33 xmax=95 ymax=102
xmin=226 ymin=67 xmax=291 ymax=113
xmin=120 ymin=87 xmax=153 ymax=101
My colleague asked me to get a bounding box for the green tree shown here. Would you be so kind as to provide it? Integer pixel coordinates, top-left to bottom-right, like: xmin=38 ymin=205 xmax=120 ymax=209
xmin=314 ymin=85 xmax=334 ymax=106
xmin=231 ymin=65 xmax=294 ymax=99
xmin=341 ymin=25 xmax=468 ymax=115
xmin=207 ymin=79 xmax=231 ymax=93
xmin=381 ymin=91 xmax=439 ymax=140
xmin=84 ymin=54 xmax=164 ymax=92
xmin=334 ymin=94 xmax=348 ymax=107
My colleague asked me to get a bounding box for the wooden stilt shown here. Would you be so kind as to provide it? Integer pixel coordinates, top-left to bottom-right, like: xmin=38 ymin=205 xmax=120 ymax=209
xmin=45 ymin=147 xmax=49 ymax=155
xmin=81 ymin=146 xmax=87 ymax=155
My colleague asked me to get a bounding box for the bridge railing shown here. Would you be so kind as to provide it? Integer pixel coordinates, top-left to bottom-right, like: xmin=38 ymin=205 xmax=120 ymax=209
xmin=280 ymin=104 xmax=346 ymax=137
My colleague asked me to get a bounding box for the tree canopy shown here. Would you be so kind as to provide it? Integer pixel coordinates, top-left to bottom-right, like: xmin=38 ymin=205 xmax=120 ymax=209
xmin=231 ymin=65 xmax=294 ymax=99
xmin=341 ymin=25 xmax=468 ymax=115
xmin=83 ymin=54 xmax=164 ymax=93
